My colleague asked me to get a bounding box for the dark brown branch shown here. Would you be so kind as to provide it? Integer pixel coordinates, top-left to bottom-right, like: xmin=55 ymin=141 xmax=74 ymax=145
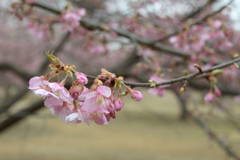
xmin=0 ymin=33 xmax=70 ymax=116
xmin=123 ymin=57 xmax=240 ymax=87
xmin=28 ymin=1 xmax=191 ymax=59
xmin=0 ymin=87 xmax=28 ymax=115
xmin=193 ymin=115 xmax=240 ymax=160
xmin=0 ymin=63 xmax=34 ymax=81
xmin=0 ymin=100 xmax=44 ymax=133
xmin=180 ymin=0 xmax=216 ymax=22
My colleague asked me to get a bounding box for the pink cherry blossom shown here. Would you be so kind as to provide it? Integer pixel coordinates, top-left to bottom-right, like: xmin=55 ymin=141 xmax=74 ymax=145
xmin=48 ymin=82 xmax=73 ymax=103
xmin=28 ymin=76 xmax=57 ymax=98
xmin=65 ymin=108 xmax=90 ymax=125
xmin=84 ymin=86 xmax=111 ymax=111
xmin=44 ymin=96 xmax=64 ymax=116
xmin=78 ymin=87 xmax=91 ymax=101
xmin=88 ymin=108 xmax=109 ymax=125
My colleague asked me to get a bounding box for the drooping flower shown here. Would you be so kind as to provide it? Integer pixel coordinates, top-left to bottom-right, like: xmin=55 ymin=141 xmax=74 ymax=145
xmin=44 ymin=96 xmax=74 ymax=121
xmin=48 ymin=82 xmax=73 ymax=103
xmin=28 ymin=76 xmax=57 ymax=98
xmin=82 ymin=86 xmax=112 ymax=125
xmin=65 ymin=103 xmax=90 ymax=125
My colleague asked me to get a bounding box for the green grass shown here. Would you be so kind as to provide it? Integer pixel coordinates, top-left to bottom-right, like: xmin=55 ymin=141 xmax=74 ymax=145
xmin=0 ymin=90 xmax=240 ymax=160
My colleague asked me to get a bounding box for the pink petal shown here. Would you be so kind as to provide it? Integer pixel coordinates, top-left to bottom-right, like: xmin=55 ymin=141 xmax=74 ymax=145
xmin=97 ymin=86 xmax=111 ymax=98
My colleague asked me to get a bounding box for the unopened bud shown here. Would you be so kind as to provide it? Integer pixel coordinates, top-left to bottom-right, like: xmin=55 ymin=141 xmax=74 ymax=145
xmin=233 ymin=53 xmax=239 ymax=59
xmin=150 ymin=83 xmax=156 ymax=88
xmin=234 ymin=63 xmax=239 ymax=68
xmin=193 ymin=64 xmax=202 ymax=72
xmin=183 ymin=70 xmax=189 ymax=76
xmin=211 ymin=69 xmax=224 ymax=76
xmin=121 ymin=91 xmax=128 ymax=96
xmin=148 ymin=80 xmax=154 ymax=83
xmin=180 ymin=87 xmax=185 ymax=93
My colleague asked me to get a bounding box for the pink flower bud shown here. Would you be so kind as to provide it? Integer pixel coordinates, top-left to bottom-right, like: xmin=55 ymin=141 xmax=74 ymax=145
xmin=70 ymin=82 xmax=84 ymax=100
xmin=214 ymin=86 xmax=221 ymax=98
xmin=114 ymin=96 xmax=124 ymax=111
xmin=72 ymin=92 xmax=79 ymax=100
xmin=108 ymin=102 xmax=115 ymax=113
xmin=76 ymin=72 xmax=88 ymax=84
xmin=204 ymin=92 xmax=214 ymax=103
xmin=110 ymin=112 xmax=116 ymax=119
xmin=106 ymin=114 xmax=111 ymax=121
xmin=104 ymin=79 xmax=111 ymax=85
xmin=129 ymin=89 xmax=143 ymax=101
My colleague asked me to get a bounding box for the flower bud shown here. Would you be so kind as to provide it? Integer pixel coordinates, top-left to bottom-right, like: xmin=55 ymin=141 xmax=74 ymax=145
xmin=211 ymin=69 xmax=224 ymax=76
xmin=214 ymin=86 xmax=221 ymax=98
xmin=69 ymin=81 xmax=84 ymax=100
xmin=204 ymin=91 xmax=214 ymax=103
xmin=108 ymin=101 xmax=115 ymax=113
xmin=180 ymin=87 xmax=185 ymax=93
xmin=105 ymin=79 xmax=111 ymax=85
xmin=110 ymin=112 xmax=116 ymax=119
xmin=121 ymin=91 xmax=128 ymax=96
xmin=75 ymin=72 xmax=88 ymax=84
xmin=128 ymin=89 xmax=143 ymax=101
xmin=150 ymin=83 xmax=156 ymax=88
xmin=234 ymin=63 xmax=239 ymax=68
xmin=114 ymin=96 xmax=124 ymax=111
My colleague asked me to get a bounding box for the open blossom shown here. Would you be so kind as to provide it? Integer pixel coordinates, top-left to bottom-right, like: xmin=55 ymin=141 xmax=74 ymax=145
xmin=44 ymin=96 xmax=74 ymax=121
xmin=28 ymin=76 xmax=56 ymax=98
xmin=82 ymin=86 xmax=111 ymax=125
xmin=48 ymin=82 xmax=73 ymax=103
xmin=65 ymin=103 xmax=90 ymax=125
xmin=62 ymin=9 xmax=86 ymax=32
xmin=26 ymin=20 xmax=50 ymax=41
xmin=29 ymin=76 xmax=73 ymax=103
xmin=148 ymin=75 xmax=170 ymax=97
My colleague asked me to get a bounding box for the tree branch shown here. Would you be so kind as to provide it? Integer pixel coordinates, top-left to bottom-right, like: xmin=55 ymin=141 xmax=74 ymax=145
xmin=27 ymin=1 xmax=191 ymax=59
xmin=174 ymin=92 xmax=240 ymax=160
xmin=180 ymin=0 xmax=216 ymax=22
xmin=0 ymin=63 xmax=34 ymax=81
xmin=157 ymin=0 xmax=234 ymax=42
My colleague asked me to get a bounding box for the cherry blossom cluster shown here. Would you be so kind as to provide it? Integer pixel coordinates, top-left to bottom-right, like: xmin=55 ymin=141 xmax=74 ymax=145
xmin=28 ymin=51 xmax=143 ymax=125
xmin=11 ymin=1 xmax=87 ymax=41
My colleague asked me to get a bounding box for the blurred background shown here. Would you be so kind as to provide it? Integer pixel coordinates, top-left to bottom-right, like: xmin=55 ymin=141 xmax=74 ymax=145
xmin=0 ymin=0 xmax=240 ymax=159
